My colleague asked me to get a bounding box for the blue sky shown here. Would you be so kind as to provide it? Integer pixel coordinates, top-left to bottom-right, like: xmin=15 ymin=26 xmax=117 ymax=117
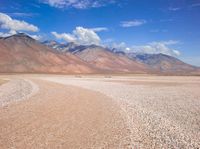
xmin=0 ymin=0 xmax=200 ymax=66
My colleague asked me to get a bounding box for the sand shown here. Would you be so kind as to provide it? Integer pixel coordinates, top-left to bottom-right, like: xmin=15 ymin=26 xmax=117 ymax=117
xmin=0 ymin=75 xmax=200 ymax=148
xmin=0 ymin=79 xmax=8 ymax=85
xmin=0 ymin=78 xmax=130 ymax=149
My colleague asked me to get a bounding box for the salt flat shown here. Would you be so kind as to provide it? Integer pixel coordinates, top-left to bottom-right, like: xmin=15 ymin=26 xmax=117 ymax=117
xmin=0 ymin=75 xmax=200 ymax=148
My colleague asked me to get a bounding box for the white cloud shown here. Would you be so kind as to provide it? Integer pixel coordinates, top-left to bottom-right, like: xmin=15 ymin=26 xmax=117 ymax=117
xmin=130 ymin=41 xmax=181 ymax=56
xmin=0 ymin=12 xmax=39 ymax=32
xmin=120 ymin=20 xmax=146 ymax=27
xmin=109 ymin=40 xmax=181 ymax=57
xmin=8 ymin=12 xmax=39 ymax=17
xmin=29 ymin=34 xmax=42 ymax=40
xmin=51 ymin=26 xmax=101 ymax=45
xmin=111 ymin=42 xmax=129 ymax=51
xmin=0 ymin=31 xmax=15 ymax=37
xmin=40 ymin=0 xmax=115 ymax=9
xmin=51 ymin=31 xmax=76 ymax=42
xmin=73 ymin=27 xmax=101 ymax=44
xmin=91 ymin=27 xmax=108 ymax=32
xmin=157 ymin=40 xmax=179 ymax=45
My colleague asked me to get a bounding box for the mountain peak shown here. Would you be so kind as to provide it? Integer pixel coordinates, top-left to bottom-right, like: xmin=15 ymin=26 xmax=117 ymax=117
xmin=3 ymin=33 xmax=36 ymax=43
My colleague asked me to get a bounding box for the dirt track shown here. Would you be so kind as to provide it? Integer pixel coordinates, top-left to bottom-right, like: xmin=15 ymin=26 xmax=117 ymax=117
xmin=0 ymin=75 xmax=200 ymax=148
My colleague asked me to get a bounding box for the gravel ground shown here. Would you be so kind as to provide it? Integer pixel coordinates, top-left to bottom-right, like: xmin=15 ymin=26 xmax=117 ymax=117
xmin=0 ymin=75 xmax=199 ymax=148
xmin=0 ymin=79 xmax=39 ymax=107
xmin=41 ymin=76 xmax=200 ymax=149
xmin=0 ymin=78 xmax=131 ymax=149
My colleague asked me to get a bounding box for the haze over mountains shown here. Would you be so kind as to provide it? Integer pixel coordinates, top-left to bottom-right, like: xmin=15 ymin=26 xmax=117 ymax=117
xmin=0 ymin=33 xmax=199 ymax=75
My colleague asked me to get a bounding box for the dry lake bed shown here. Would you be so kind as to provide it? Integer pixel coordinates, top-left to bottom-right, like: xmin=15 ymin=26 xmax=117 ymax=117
xmin=0 ymin=74 xmax=200 ymax=149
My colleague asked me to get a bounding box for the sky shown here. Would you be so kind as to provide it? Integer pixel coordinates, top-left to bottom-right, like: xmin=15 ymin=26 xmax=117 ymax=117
xmin=0 ymin=0 xmax=200 ymax=66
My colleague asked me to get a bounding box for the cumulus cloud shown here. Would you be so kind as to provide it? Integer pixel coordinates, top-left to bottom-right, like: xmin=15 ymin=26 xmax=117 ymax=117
xmin=120 ymin=20 xmax=146 ymax=27
xmin=111 ymin=42 xmax=130 ymax=51
xmin=130 ymin=41 xmax=181 ymax=56
xmin=51 ymin=26 xmax=101 ymax=45
xmin=0 ymin=12 xmax=39 ymax=32
xmin=0 ymin=13 xmax=41 ymax=40
xmin=40 ymin=0 xmax=115 ymax=9
xmin=109 ymin=40 xmax=181 ymax=57
xmin=51 ymin=31 xmax=76 ymax=42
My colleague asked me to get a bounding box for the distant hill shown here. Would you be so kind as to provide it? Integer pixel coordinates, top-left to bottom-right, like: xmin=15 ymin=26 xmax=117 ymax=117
xmin=0 ymin=33 xmax=97 ymax=74
xmin=44 ymin=40 xmax=200 ymax=75
xmin=0 ymin=33 xmax=148 ymax=74
xmin=43 ymin=41 xmax=149 ymax=73
xmin=0 ymin=33 xmax=199 ymax=75
xmin=73 ymin=45 xmax=148 ymax=73
xmin=125 ymin=53 xmax=200 ymax=75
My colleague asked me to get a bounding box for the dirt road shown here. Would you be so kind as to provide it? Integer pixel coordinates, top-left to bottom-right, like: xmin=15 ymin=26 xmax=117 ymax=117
xmin=0 ymin=75 xmax=200 ymax=148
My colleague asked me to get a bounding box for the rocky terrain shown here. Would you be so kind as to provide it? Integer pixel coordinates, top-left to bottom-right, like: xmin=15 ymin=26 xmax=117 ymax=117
xmin=0 ymin=75 xmax=199 ymax=148
xmin=0 ymin=78 xmax=38 ymax=106
xmin=42 ymin=75 xmax=200 ymax=148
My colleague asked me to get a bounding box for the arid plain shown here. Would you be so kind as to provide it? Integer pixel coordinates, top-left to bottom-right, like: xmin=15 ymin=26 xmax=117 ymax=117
xmin=0 ymin=74 xmax=200 ymax=149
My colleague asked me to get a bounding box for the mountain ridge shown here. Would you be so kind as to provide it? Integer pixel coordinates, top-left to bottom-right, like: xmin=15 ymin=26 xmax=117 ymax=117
xmin=43 ymin=39 xmax=200 ymax=75
xmin=0 ymin=33 xmax=199 ymax=75
xmin=0 ymin=33 xmax=99 ymax=74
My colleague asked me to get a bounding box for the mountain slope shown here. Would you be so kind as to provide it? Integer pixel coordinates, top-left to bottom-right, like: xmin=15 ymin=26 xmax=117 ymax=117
xmin=0 ymin=33 xmax=97 ymax=74
xmin=43 ymin=40 xmax=200 ymax=75
xmin=1 ymin=35 xmax=199 ymax=75
xmin=72 ymin=45 xmax=149 ymax=73
xmin=127 ymin=53 xmax=200 ymax=75
xmin=43 ymin=41 xmax=149 ymax=73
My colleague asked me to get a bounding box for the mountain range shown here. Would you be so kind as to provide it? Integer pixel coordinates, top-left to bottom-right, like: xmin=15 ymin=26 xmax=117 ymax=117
xmin=0 ymin=33 xmax=199 ymax=75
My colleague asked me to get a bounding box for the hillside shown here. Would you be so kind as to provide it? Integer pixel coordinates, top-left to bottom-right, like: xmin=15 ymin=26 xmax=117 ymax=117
xmin=127 ymin=53 xmax=200 ymax=75
xmin=0 ymin=34 xmax=199 ymax=75
xmin=43 ymin=41 xmax=149 ymax=73
xmin=0 ymin=33 xmax=97 ymax=74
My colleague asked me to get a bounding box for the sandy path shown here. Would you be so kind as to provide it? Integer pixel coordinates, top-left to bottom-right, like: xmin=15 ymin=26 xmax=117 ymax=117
xmin=0 ymin=78 xmax=131 ymax=149
xmin=42 ymin=76 xmax=200 ymax=148
xmin=0 ymin=79 xmax=39 ymax=107
xmin=0 ymin=79 xmax=8 ymax=85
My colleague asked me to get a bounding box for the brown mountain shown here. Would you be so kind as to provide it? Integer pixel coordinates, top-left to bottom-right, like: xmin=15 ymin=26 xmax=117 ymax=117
xmin=0 ymin=33 xmax=97 ymax=74
xmin=0 ymin=33 xmax=149 ymax=74
xmin=71 ymin=45 xmax=149 ymax=73
xmin=1 ymin=33 xmax=199 ymax=75
xmin=126 ymin=53 xmax=200 ymax=75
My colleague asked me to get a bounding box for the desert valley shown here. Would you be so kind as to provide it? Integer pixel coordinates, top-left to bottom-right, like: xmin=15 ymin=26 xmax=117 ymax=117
xmin=0 ymin=33 xmax=200 ymax=148
xmin=0 ymin=0 xmax=200 ymax=148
